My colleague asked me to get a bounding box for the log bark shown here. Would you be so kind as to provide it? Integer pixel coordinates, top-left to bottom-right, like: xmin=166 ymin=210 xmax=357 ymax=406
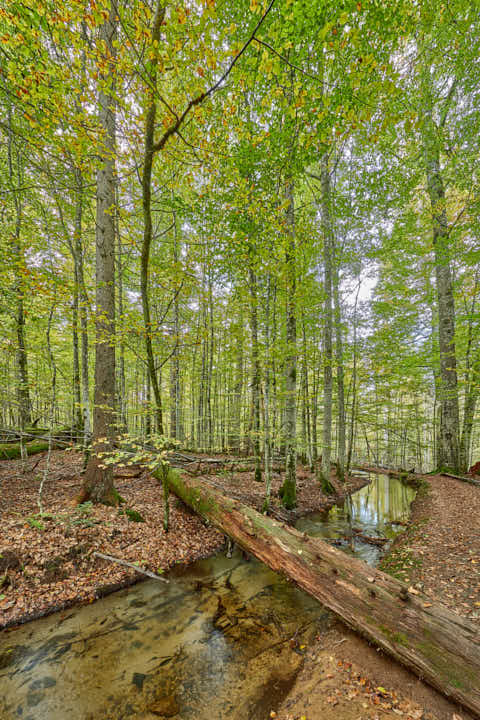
xmin=159 ymin=469 xmax=480 ymax=717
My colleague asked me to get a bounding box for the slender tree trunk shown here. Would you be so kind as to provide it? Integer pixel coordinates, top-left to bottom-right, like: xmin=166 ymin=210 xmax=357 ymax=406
xmin=281 ymin=181 xmax=297 ymax=509
xmin=170 ymin=214 xmax=182 ymax=441
xmin=207 ymin=269 xmax=214 ymax=449
xmin=74 ymin=169 xmax=91 ymax=444
xmin=346 ymin=282 xmax=361 ymax=476
xmin=263 ymin=274 xmax=273 ymax=510
xmin=116 ymin=184 xmax=127 ymax=432
xmin=82 ymin=0 xmax=118 ymax=505
xmin=319 ymin=153 xmax=335 ymax=493
xmin=333 ymin=241 xmax=346 ymax=480
xmin=460 ymin=348 xmax=479 ymax=472
xmin=72 ymin=266 xmax=82 ymax=431
xmin=311 ymin=362 xmax=319 ymax=469
xmin=7 ymin=107 xmax=31 ymax=430
xmin=419 ymin=42 xmax=460 ymax=472
xmin=229 ymin=302 xmax=244 ymax=453
xmin=249 ymin=265 xmax=262 ymax=481
xmin=140 ymin=2 xmax=166 ymax=435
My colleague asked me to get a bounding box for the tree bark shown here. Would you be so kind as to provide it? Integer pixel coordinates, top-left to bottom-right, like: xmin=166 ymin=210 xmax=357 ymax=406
xmin=162 ymin=469 xmax=480 ymax=719
xmin=82 ymin=0 xmax=118 ymax=504
xmin=140 ymin=3 xmax=166 ymax=436
xmin=419 ymin=40 xmax=460 ymax=472
xmin=333 ymin=241 xmax=346 ymax=480
xmin=228 ymin=300 xmax=244 ymax=453
xmin=74 ymin=168 xmax=91 ymax=445
xmin=169 ymin=211 xmax=182 ymax=441
xmin=249 ymin=265 xmax=262 ymax=481
xmin=460 ymin=347 xmax=479 ymax=472
xmin=319 ymin=153 xmax=335 ymax=493
xmin=281 ymin=181 xmax=297 ymax=508
xmin=263 ymin=273 xmax=273 ymax=509
xmin=7 ymin=106 xmax=31 ymax=430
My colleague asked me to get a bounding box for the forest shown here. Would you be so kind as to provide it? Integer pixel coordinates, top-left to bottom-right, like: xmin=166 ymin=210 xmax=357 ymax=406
xmin=1 ymin=1 xmax=480 ymax=720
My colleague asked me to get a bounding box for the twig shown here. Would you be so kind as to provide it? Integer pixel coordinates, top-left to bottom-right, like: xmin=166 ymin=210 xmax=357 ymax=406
xmin=93 ymin=551 xmax=169 ymax=583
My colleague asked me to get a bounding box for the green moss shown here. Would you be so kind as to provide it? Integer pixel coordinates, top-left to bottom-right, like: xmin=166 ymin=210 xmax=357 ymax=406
xmin=280 ymin=477 xmax=297 ymax=510
xmin=378 ymin=624 xmax=409 ymax=647
xmin=0 ymin=441 xmax=50 ymax=460
xmin=415 ymin=632 xmax=476 ymax=691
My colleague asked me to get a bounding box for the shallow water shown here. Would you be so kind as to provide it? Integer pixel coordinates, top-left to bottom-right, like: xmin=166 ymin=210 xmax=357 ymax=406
xmin=296 ymin=472 xmax=416 ymax=565
xmin=0 ymin=473 xmax=415 ymax=720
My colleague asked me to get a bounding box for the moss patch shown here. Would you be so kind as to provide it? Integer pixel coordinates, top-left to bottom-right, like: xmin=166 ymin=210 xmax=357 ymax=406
xmin=0 ymin=442 xmax=50 ymax=461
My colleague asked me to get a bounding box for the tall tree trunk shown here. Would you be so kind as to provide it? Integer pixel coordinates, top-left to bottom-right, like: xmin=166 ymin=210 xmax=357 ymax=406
xmin=346 ymin=281 xmax=361 ymax=476
xmin=170 ymin=214 xmax=182 ymax=441
xmin=7 ymin=107 xmax=31 ymax=430
xmin=116 ymin=183 xmax=127 ymax=432
xmin=460 ymin=348 xmax=479 ymax=472
xmin=419 ymin=41 xmax=460 ymax=472
xmin=333 ymin=241 xmax=346 ymax=480
xmin=74 ymin=169 xmax=91 ymax=445
xmin=207 ymin=268 xmax=214 ymax=449
xmin=281 ymin=181 xmax=297 ymax=509
xmin=263 ymin=274 xmax=273 ymax=509
xmin=72 ymin=266 xmax=82 ymax=431
xmin=82 ymin=0 xmax=118 ymax=505
xmin=140 ymin=2 xmax=166 ymax=435
xmin=459 ymin=278 xmax=479 ymax=471
xmin=249 ymin=265 xmax=262 ymax=481
xmin=229 ymin=301 xmax=244 ymax=453
xmin=319 ymin=153 xmax=335 ymax=493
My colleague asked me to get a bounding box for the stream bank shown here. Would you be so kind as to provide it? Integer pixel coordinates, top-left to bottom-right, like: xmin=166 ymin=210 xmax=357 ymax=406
xmin=0 ymin=450 xmax=365 ymax=629
xmin=0 ymin=470 xmax=432 ymax=720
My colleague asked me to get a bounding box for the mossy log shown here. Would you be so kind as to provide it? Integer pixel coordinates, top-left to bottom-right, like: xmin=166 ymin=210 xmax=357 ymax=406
xmin=0 ymin=441 xmax=51 ymax=460
xmin=159 ymin=468 xmax=480 ymax=717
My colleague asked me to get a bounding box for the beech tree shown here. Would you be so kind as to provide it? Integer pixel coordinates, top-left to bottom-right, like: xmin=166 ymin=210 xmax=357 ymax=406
xmin=0 ymin=0 xmax=478 ymax=501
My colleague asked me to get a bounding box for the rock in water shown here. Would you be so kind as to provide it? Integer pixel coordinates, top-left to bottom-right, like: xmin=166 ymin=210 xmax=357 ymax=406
xmin=148 ymin=695 xmax=180 ymax=717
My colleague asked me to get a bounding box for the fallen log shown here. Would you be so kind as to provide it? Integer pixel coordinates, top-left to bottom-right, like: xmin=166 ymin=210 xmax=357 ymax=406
xmin=158 ymin=468 xmax=480 ymax=718
xmin=0 ymin=441 xmax=51 ymax=460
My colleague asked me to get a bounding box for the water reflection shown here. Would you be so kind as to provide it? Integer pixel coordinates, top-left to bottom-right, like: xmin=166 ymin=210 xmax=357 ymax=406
xmin=296 ymin=473 xmax=416 ymax=565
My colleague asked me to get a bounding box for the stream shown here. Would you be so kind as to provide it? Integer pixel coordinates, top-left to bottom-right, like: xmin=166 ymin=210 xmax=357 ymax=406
xmin=0 ymin=473 xmax=416 ymax=720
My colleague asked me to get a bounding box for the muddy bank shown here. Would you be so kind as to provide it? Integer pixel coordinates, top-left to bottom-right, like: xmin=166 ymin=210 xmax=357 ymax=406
xmin=275 ymin=621 xmax=475 ymax=720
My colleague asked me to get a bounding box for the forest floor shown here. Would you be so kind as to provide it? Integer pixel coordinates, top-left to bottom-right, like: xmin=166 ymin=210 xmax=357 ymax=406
xmin=274 ymin=472 xmax=480 ymax=720
xmin=2 ymin=455 xmax=479 ymax=720
xmin=0 ymin=448 xmax=361 ymax=629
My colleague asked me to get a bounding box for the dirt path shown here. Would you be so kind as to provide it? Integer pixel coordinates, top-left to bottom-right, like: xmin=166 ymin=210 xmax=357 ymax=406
xmin=381 ymin=473 xmax=480 ymax=622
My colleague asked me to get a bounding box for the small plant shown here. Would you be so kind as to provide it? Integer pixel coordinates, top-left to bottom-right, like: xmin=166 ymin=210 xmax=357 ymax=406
xmin=70 ymin=501 xmax=97 ymax=527
xmin=76 ymin=501 xmax=93 ymax=516
xmin=27 ymin=516 xmax=45 ymax=531
xmin=124 ymin=508 xmax=145 ymax=523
